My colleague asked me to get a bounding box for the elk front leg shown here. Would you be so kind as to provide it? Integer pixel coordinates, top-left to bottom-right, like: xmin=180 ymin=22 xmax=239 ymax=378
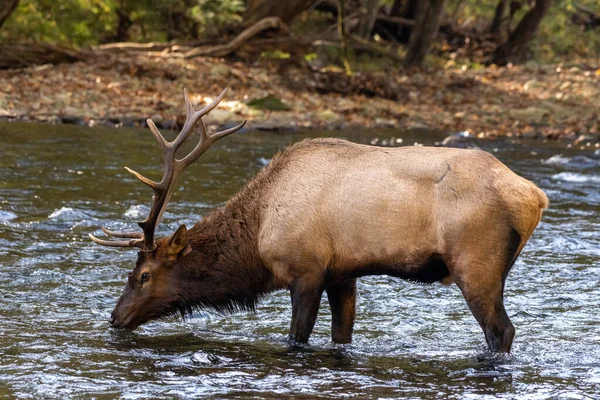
xmin=289 ymin=279 xmax=324 ymax=344
xmin=326 ymin=279 xmax=356 ymax=344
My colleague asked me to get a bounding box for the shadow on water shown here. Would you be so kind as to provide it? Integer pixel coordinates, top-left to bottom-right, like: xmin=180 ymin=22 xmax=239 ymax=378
xmin=0 ymin=122 xmax=599 ymax=398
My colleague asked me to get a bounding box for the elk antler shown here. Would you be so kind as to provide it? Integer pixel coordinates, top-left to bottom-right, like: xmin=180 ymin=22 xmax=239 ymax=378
xmin=89 ymin=88 xmax=246 ymax=251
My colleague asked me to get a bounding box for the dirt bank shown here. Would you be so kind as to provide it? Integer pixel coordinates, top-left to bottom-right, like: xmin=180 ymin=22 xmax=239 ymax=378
xmin=0 ymin=53 xmax=598 ymax=144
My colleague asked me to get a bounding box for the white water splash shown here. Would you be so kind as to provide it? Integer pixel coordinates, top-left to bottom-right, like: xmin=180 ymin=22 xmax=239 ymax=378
xmin=0 ymin=210 xmax=17 ymax=221
xmin=124 ymin=204 xmax=150 ymax=219
xmin=542 ymin=154 xmax=571 ymax=165
xmin=48 ymin=207 xmax=89 ymax=221
xmin=552 ymin=172 xmax=600 ymax=183
xmin=257 ymin=157 xmax=271 ymax=166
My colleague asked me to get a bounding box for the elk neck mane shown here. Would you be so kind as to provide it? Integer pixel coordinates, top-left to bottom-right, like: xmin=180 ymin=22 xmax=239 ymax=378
xmin=170 ymin=149 xmax=293 ymax=317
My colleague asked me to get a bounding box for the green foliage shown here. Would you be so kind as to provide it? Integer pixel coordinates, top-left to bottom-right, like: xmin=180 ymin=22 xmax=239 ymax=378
xmin=1 ymin=0 xmax=116 ymax=45
xmin=1 ymin=0 xmax=598 ymax=62
xmin=0 ymin=0 xmax=245 ymax=46
xmin=535 ymin=0 xmax=600 ymax=60
xmin=447 ymin=0 xmax=600 ymax=61
xmin=260 ymin=50 xmax=291 ymax=59
xmin=191 ymin=0 xmax=244 ymax=37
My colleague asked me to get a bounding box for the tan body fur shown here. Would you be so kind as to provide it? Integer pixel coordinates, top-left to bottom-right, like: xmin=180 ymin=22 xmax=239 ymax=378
xmin=237 ymin=138 xmax=546 ymax=350
xmin=258 ymin=139 xmax=546 ymax=285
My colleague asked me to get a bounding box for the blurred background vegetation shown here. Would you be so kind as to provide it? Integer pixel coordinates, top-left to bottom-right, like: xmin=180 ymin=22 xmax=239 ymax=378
xmin=0 ymin=0 xmax=598 ymax=69
xmin=0 ymin=0 xmax=245 ymax=45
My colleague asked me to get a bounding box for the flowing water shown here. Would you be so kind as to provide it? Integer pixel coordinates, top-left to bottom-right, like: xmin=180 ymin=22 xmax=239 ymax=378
xmin=0 ymin=122 xmax=599 ymax=399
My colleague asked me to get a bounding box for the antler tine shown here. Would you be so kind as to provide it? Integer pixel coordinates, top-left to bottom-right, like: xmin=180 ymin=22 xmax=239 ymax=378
xmin=101 ymin=227 xmax=144 ymax=239
xmin=171 ymin=87 xmax=229 ymax=152
xmin=194 ymin=87 xmax=228 ymax=118
xmin=184 ymin=87 xmax=195 ymax=118
xmin=209 ymin=120 xmax=247 ymax=142
xmin=146 ymin=119 xmax=169 ymax=153
xmin=172 ymin=87 xmax=197 ymax=150
xmin=88 ymin=233 xmax=143 ymax=248
xmin=178 ymin=119 xmax=247 ymax=169
xmin=124 ymin=167 xmax=160 ymax=189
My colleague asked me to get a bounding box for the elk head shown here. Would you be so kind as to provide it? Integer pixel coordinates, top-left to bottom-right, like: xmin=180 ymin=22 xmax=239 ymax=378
xmin=90 ymin=88 xmax=245 ymax=329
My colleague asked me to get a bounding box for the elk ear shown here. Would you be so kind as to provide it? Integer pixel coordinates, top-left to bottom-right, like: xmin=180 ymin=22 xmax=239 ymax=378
xmin=166 ymin=225 xmax=192 ymax=258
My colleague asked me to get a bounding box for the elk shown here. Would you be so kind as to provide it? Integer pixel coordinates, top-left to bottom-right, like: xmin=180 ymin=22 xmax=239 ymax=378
xmin=90 ymin=87 xmax=548 ymax=354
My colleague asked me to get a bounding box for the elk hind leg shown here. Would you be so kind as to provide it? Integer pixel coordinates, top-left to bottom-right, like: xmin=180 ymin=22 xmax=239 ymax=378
xmin=453 ymin=262 xmax=515 ymax=353
xmin=326 ymin=279 xmax=356 ymax=344
xmin=449 ymin=222 xmax=524 ymax=354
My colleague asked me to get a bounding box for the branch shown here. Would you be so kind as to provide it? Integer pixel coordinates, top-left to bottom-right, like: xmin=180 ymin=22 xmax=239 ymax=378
xmin=0 ymin=43 xmax=86 ymax=69
xmin=574 ymin=2 xmax=599 ymax=16
xmin=96 ymin=42 xmax=175 ymax=52
xmin=184 ymin=17 xmax=290 ymax=59
xmin=375 ymin=13 xmax=416 ymax=27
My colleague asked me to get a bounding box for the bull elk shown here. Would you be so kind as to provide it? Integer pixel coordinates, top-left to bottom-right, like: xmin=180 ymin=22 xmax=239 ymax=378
xmin=90 ymin=87 xmax=548 ymax=353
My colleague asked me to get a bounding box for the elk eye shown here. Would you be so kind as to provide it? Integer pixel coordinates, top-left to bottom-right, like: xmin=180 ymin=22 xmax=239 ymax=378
xmin=140 ymin=272 xmax=150 ymax=284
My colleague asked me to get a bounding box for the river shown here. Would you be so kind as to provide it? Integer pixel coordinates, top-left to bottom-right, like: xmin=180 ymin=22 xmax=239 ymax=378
xmin=0 ymin=122 xmax=599 ymax=398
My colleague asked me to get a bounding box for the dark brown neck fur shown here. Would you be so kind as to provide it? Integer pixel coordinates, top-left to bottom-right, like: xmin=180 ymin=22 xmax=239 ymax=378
xmin=170 ymin=164 xmax=282 ymax=316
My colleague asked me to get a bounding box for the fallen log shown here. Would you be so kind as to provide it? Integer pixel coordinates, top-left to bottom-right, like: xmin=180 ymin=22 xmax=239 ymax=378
xmin=0 ymin=43 xmax=86 ymax=69
xmin=95 ymin=41 xmax=203 ymax=53
xmin=96 ymin=41 xmax=174 ymax=52
xmin=375 ymin=14 xmax=416 ymax=27
xmin=184 ymin=17 xmax=290 ymax=59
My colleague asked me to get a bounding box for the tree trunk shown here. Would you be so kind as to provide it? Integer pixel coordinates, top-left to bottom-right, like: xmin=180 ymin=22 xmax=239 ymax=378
xmin=492 ymin=0 xmax=551 ymax=65
xmin=337 ymin=0 xmax=352 ymax=74
xmin=356 ymin=0 xmax=381 ymax=38
xmin=166 ymin=0 xmax=199 ymax=40
xmin=450 ymin=0 xmax=465 ymax=27
xmin=0 ymin=0 xmax=19 ymax=30
xmin=490 ymin=0 xmax=509 ymax=39
xmin=114 ymin=9 xmax=132 ymax=42
xmin=246 ymin=0 xmax=262 ymax=14
xmin=388 ymin=0 xmax=419 ymax=43
xmin=243 ymin=0 xmax=315 ymax=25
xmin=404 ymin=0 xmax=447 ymax=66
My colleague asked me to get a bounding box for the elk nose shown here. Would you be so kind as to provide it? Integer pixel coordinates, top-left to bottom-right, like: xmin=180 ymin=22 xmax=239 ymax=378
xmin=108 ymin=314 xmax=116 ymax=326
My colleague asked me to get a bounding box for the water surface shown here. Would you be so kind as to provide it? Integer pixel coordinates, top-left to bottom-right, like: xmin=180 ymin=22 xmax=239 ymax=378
xmin=0 ymin=122 xmax=599 ymax=398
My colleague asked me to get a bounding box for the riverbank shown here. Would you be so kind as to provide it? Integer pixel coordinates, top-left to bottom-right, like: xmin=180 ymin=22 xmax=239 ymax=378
xmin=1 ymin=53 xmax=599 ymax=144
